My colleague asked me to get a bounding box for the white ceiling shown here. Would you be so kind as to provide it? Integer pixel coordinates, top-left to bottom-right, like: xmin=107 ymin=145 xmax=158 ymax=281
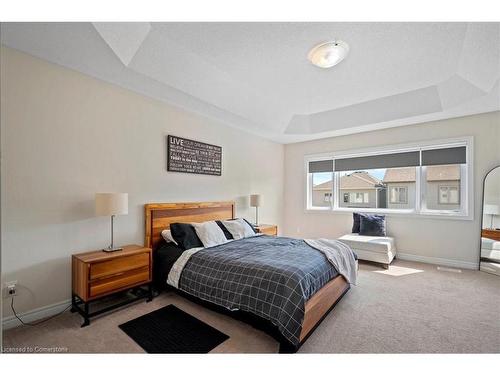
xmin=1 ymin=22 xmax=499 ymax=143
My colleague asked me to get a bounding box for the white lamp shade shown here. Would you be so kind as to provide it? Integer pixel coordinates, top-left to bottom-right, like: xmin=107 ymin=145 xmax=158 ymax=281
xmin=250 ymin=194 xmax=261 ymax=207
xmin=484 ymin=204 xmax=500 ymax=215
xmin=95 ymin=193 xmax=128 ymax=216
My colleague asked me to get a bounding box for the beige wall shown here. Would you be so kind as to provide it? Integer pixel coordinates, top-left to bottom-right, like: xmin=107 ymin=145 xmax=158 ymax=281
xmin=0 ymin=47 xmax=284 ymax=320
xmin=284 ymin=111 xmax=500 ymax=267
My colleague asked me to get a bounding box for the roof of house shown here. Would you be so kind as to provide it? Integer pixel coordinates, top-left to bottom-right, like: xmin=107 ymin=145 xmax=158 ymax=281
xmin=313 ymin=180 xmax=333 ymax=190
xmin=383 ymin=167 xmax=416 ymax=183
xmin=313 ymin=171 xmax=381 ymax=191
xmin=341 ymin=172 xmax=381 ymax=189
xmin=426 ymin=165 xmax=460 ymax=181
xmin=382 ymin=165 xmax=460 ymax=182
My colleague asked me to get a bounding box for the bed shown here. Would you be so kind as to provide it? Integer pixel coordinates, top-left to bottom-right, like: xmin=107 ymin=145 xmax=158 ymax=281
xmin=144 ymin=201 xmax=354 ymax=352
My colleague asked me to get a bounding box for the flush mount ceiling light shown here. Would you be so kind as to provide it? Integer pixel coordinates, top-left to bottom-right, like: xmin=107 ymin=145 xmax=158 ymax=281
xmin=308 ymin=40 xmax=349 ymax=68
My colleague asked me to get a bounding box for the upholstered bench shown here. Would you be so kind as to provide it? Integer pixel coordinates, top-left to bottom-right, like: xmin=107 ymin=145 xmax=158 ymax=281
xmin=481 ymin=237 xmax=500 ymax=261
xmin=338 ymin=233 xmax=396 ymax=269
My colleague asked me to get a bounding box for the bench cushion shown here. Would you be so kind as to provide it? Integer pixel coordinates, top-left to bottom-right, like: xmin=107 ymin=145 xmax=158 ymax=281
xmin=481 ymin=238 xmax=500 ymax=261
xmin=339 ymin=233 xmax=396 ymax=254
xmin=481 ymin=237 xmax=500 ymax=250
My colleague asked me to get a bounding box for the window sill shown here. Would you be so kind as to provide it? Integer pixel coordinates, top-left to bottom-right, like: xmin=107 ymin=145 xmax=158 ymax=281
xmin=304 ymin=207 xmax=473 ymax=221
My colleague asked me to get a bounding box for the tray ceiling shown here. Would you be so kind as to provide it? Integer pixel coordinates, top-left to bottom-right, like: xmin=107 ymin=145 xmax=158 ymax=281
xmin=1 ymin=22 xmax=499 ymax=143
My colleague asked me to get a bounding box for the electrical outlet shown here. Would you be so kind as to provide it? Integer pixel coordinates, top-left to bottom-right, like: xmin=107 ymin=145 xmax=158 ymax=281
xmin=4 ymin=280 xmax=18 ymax=298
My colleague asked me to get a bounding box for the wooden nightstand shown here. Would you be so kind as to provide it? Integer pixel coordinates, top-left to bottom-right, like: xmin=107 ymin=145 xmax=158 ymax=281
xmin=71 ymin=244 xmax=153 ymax=327
xmin=255 ymin=224 xmax=278 ymax=236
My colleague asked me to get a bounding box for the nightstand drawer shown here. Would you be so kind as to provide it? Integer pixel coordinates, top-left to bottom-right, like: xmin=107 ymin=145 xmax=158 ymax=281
xmin=255 ymin=224 xmax=278 ymax=236
xmin=259 ymin=227 xmax=277 ymax=235
xmin=90 ymin=253 xmax=150 ymax=280
xmin=89 ymin=267 xmax=150 ymax=298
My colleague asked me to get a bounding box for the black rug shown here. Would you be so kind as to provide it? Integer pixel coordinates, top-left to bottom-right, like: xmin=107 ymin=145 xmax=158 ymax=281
xmin=119 ymin=304 xmax=229 ymax=353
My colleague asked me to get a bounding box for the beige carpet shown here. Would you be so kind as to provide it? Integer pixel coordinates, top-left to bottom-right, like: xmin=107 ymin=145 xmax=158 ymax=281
xmin=3 ymin=259 xmax=500 ymax=353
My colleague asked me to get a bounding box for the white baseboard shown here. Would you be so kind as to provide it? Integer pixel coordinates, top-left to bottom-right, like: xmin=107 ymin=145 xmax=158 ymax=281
xmin=396 ymin=252 xmax=478 ymax=270
xmin=2 ymin=298 xmax=71 ymax=331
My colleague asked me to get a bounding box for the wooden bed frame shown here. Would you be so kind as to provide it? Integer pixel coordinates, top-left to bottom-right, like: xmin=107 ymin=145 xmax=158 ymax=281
xmin=144 ymin=201 xmax=350 ymax=351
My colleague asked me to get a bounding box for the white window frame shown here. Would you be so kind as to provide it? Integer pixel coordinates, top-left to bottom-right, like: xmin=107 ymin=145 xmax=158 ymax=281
xmin=304 ymin=136 xmax=473 ymax=220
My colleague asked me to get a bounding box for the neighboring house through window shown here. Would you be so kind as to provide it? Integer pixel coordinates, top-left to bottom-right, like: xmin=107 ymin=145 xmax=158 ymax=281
xmin=338 ymin=171 xmax=380 ymax=208
xmin=349 ymin=192 xmax=369 ymax=203
xmin=383 ymin=167 xmax=415 ymax=209
xmin=425 ymin=165 xmax=461 ymax=210
xmin=389 ymin=186 xmax=408 ymax=204
xmin=438 ymin=185 xmax=460 ymax=204
xmin=311 ymin=178 xmax=333 ymax=207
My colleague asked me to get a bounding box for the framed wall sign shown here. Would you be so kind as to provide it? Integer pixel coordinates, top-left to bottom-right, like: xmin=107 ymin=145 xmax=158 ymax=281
xmin=167 ymin=135 xmax=222 ymax=176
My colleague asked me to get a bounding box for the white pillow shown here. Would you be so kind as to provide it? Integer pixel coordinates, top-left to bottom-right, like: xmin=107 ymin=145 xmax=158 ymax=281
xmin=221 ymin=218 xmax=256 ymax=240
xmin=192 ymin=221 xmax=228 ymax=248
xmin=161 ymin=229 xmax=178 ymax=245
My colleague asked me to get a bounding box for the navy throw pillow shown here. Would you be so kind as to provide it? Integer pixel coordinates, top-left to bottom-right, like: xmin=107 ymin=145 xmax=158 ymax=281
xmin=170 ymin=223 xmax=204 ymax=250
xmin=352 ymin=212 xmax=366 ymax=233
xmin=359 ymin=214 xmax=386 ymax=237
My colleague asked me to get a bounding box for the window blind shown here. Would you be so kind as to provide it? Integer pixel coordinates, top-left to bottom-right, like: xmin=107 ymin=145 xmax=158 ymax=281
xmin=334 ymin=151 xmax=420 ymax=172
xmin=421 ymin=146 xmax=466 ymax=166
xmin=309 ymin=146 xmax=466 ymax=172
xmin=308 ymin=160 xmax=333 ymax=173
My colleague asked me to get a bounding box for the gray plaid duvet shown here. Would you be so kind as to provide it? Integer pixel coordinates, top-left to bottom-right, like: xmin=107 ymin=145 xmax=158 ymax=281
xmin=177 ymin=235 xmax=341 ymax=345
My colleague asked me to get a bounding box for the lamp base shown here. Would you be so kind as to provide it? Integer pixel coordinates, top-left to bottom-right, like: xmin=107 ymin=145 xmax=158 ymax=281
xmin=102 ymin=247 xmax=123 ymax=253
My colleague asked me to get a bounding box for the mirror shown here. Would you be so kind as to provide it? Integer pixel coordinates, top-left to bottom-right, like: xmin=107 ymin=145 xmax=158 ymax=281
xmin=480 ymin=166 xmax=500 ymax=275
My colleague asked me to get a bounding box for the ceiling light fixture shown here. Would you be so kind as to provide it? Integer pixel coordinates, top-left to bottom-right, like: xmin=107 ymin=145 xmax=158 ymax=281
xmin=308 ymin=40 xmax=349 ymax=68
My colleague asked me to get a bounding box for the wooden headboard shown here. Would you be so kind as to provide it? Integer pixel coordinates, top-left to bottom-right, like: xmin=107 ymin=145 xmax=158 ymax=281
xmin=144 ymin=201 xmax=235 ymax=250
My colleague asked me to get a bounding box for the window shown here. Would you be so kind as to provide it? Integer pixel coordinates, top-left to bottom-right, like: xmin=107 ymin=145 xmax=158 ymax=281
xmin=389 ymin=187 xmax=408 ymax=204
xmin=337 ymin=166 xmax=416 ymax=210
xmin=438 ymin=186 xmax=460 ymax=205
xmin=307 ymin=160 xmax=333 ymax=208
xmin=305 ymin=138 xmax=471 ymax=219
xmin=421 ymin=146 xmax=466 ymax=213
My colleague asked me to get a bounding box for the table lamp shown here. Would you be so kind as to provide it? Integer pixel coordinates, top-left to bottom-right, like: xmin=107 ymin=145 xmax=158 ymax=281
xmin=95 ymin=193 xmax=128 ymax=252
xmin=250 ymin=194 xmax=261 ymax=226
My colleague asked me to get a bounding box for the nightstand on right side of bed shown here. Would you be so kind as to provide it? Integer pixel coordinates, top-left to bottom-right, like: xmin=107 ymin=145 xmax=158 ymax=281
xmin=254 ymin=224 xmax=278 ymax=236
